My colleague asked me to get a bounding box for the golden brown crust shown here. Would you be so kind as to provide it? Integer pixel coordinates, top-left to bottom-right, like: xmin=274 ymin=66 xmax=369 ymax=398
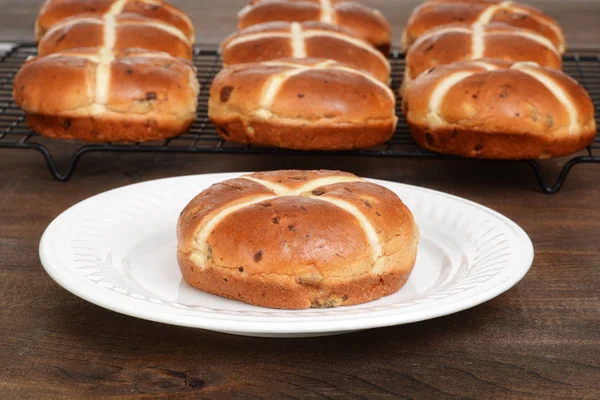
xmin=403 ymin=22 xmax=562 ymax=86
xmin=23 ymin=0 xmax=197 ymax=142
xmin=210 ymin=197 xmax=373 ymax=277
xmin=409 ymin=124 xmax=596 ymax=160
xmin=178 ymin=251 xmax=412 ymax=309
xmin=250 ymin=169 xmax=357 ymax=188
xmin=177 ymin=177 xmax=277 ymax=253
xmin=208 ymin=58 xmax=397 ymax=150
xmin=38 ymin=15 xmax=193 ymax=59
xmin=238 ymin=0 xmax=391 ymax=53
xmin=176 ymin=170 xmax=419 ymax=309
xmin=36 ymin=0 xmax=194 ymax=42
xmin=213 ymin=119 xmax=395 ymax=151
xmin=402 ymin=59 xmax=596 ymax=159
xmin=14 ymin=53 xmax=97 ymax=113
xmin=24 ymin=112 xmax=194 ymax=143
xmin=221 ymin=21 xmax=390 ymax=83
xmin=402 ymin=0 xmax=565 ymax=53
xmin=13 ymin=49 xmax=198 ymax=142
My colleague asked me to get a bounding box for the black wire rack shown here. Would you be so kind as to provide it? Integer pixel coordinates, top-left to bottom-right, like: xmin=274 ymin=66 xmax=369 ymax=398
xmin=0 ymin=43 xmax=599 ymax=192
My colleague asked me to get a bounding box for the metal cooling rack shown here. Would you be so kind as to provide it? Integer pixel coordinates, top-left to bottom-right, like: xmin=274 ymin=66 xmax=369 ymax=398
xmin=0 ymin=43 xmax=598 ymax=193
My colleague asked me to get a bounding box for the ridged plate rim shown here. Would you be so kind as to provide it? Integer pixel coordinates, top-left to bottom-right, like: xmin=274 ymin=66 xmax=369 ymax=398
xmin=39 ymin=173 xmax=534 ymax=337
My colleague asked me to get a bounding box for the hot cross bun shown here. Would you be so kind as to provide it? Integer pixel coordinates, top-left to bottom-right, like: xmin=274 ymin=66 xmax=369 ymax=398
xmin=401 ymin=22 xmax=562 ymax=94
xmin=177 ymin=170 xmax=419 ymax=309
xmin=402 ymin=0 xmax=565 ymax=53
xmin=209 ymin=58 xmax=397 ymax=151
xmin=402 ymin=59 xmax=596 ymax=159
xmin=13 ymin=48 xmax=198 ymax=142
xmin=238 ymin=0 xmax=391 ymax=53
xmin=38 ymin=13 xmax=193 ymax=59
xmin=221 ymin=21 xmax=390 ymax=83
xmin=36 ymin=0 xmax=194 ymax=42
xmin=15 ymin=0 xmax=197 ymax=142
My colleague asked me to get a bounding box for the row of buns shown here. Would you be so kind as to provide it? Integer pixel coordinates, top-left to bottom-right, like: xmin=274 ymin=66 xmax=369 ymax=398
xmin=12 ymin=0 xmax=597 ymax=160
xmin=210 ymin=0 xmax=397 ymax=150
xmin=401 ymin=1 xmax=595 ymax=159
xmin=14 ymin=0 xmax=199 ymax=142
xmin=209 ymin=0 xmax=596 ymax=159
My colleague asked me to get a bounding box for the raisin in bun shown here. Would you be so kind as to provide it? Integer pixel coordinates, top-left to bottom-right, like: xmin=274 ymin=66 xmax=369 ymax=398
xmin=177 ymin=170 xmax=420 ymax=309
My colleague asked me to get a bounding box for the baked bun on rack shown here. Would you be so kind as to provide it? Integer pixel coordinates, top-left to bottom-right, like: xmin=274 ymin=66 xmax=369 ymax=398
xmin=238 ymin=0 xmax=391 ymax=53
xmin=177 ymin=170 xmax=419 ymax=309
xmin=209 ymin=58 xmax=397 ymax=150
xmin=402 ymin=59 xmax=596 ymax=159
xmin=401 ymin=22 xmax=562 ymax=94
xmin=38 ymin=13 xmax=193 ymax=59
xmin=402 ymin=0 xmax=565 ymax=53
xmin=13 ymin=48 xmax=198 ymax=142
xmin=36 ymin=0 xmax=194 ymax=43
xmin=221 ymin=21 xmax=390 ymax=83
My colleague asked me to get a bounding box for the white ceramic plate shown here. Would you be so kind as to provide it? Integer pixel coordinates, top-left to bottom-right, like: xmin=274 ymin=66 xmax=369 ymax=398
xmin=40 ymin=173 xmax=534 ymax=338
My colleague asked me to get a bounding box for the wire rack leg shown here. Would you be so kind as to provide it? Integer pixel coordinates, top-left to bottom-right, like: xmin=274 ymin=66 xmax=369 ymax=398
xmin=25 ymin=143 xmax=91 ymax=181
xmin=528 ymin=156 xmax=600 ymax=194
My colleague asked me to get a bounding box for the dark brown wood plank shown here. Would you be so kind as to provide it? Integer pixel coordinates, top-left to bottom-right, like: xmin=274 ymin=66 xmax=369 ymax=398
xmin=1 ymin=149 xmax=599 ymax=398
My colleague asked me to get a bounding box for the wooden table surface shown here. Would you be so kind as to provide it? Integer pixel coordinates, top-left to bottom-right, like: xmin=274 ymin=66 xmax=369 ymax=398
xmin=1 ymin=1 xmax=599 ymax=399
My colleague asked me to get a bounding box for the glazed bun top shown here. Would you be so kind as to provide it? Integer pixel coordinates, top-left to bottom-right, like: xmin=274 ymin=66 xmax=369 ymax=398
xmin=177 ymin=170 xmax=419 ymax=281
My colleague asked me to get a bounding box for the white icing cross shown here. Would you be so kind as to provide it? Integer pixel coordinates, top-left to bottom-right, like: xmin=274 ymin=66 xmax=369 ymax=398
xmin=238 ymin=0 xmax=340 ymax=27
xmin=474 ymin=1 xmax=514 ymax=26
xmin=256 ymin=60 xmax=394 ymax=113
xmin=40 ymin=0 xmax=191 ymax=114
xmin=412 ymin=24 xmax=559 ymax=62
xmin=223 ymin=22 xmax=388 ymax=67
xmin=192 ymin=175 xmax=384 ymax=269
xmin=41 ymin=0 xmax=193 ymax=40
xmin=422 ymin=61 xmax=580 ymax=133
xmin=290 ymin=22 xmax=307 ymax=58
xmin=473 ymin=0 xmax=564 ymax=53
xmin=511 ymin=63 xmax=579 ymax=134
xmin=319 ymin=0 xmax=335 ymax=24
xmin=427 ymin=71 xmax=475 ymax=127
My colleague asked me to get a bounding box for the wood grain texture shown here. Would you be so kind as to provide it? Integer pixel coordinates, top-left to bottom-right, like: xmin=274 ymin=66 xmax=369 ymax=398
xmin=1 ymin=148 xmax=599 ymax=399
xmin=1 ymin=0 xmax=600 ymax=398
